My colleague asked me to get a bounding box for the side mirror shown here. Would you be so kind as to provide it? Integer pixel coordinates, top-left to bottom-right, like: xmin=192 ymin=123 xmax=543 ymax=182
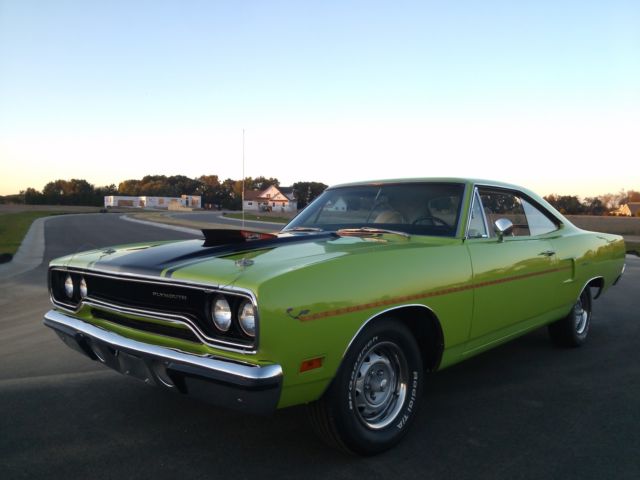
xmin=494 ymin=218 xmax=514 ymax=242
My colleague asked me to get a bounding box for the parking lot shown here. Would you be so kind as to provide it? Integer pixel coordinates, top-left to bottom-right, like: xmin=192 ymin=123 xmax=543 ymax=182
xmin=1 ymin=213 xmax=638 ymax=479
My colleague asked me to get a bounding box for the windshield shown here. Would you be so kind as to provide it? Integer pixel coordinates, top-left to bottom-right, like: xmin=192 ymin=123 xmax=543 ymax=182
xmin=284 ymin=182 xmax=465 ymax=237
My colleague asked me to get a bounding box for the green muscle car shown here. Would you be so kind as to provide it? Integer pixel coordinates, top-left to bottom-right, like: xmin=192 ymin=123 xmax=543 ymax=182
xmin=44 ymin=178 xmax=626 ymax=455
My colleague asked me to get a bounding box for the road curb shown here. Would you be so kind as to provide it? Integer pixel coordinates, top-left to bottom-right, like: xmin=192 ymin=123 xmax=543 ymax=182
xmin=0 ymin=216 xmax=48 ymax=279
xmin=121 ymin=215 xmax=202 ymax=236
xmin=218 ymin=214 xmax=290 ymax=227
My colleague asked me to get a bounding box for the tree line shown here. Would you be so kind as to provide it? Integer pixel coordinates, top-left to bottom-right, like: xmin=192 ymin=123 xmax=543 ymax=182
xmin=543 ymin=191 xmax=640 ymax=216
xmin=1 ymin=176 xmax=638 ymax=215
xmin=0 ymin=175 xmax=328 ymax=210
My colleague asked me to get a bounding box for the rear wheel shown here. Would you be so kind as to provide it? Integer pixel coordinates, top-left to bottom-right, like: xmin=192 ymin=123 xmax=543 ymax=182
xmin=548 ymin=288 xmax=592 ymax=347
xmin=308 ymin=319 xmax=423 ymax=455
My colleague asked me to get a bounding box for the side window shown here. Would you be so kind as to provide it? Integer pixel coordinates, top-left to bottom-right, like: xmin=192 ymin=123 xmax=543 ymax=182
xmin=467 ymin=191 xmax=488 ymax=238
xmin=478 ymin=188 xmax=559 ymax=237
xmin=521 ymin=198 xmax=558 ymax=235
xmin=478 ymin=189 xmax=530 ymax=237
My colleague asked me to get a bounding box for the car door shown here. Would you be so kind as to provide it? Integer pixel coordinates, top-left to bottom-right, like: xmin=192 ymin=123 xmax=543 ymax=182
xmin=464 ymin=187 xmax=562 ymax=351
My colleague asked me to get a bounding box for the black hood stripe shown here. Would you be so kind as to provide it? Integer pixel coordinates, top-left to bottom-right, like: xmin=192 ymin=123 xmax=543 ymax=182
xmin=91 ymin=232 xmax=338 ymax=277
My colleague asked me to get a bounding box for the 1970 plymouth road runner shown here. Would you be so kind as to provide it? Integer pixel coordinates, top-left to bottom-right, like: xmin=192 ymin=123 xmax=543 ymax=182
xmin=44 ymin=178 xmax=626 ymax=454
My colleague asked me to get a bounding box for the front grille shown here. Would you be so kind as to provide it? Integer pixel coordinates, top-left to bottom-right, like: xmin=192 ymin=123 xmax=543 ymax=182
xmin=49 ymin=269 xmax=256 ymax=350
xmin=91 ymin=309 xmax=201 ymax=343
xmin=86 ymin=274 xmax=208 ymax=322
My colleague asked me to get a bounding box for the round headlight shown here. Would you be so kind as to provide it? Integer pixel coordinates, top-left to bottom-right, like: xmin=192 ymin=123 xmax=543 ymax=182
xmin=64 ymin=275 xmax=74 ymax=299
xmin=79 ymin=277 xmax=88 ymax=298
xmin=212 ymin=297 xmax=232 ymax=332
xmin=238 ymin=300 xmax=256 ymax=337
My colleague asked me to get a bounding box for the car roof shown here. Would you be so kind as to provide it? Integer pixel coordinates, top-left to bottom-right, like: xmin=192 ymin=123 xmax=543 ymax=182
xmin=329 ymin=177 xmax=522 ymax=191
xmin=328 ymin=177 xmax=570 ymax=228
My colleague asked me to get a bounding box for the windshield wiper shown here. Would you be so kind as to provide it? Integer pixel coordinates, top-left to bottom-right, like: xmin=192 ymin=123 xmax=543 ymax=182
xmin=336 ymin=227 xmax=410 ymax=239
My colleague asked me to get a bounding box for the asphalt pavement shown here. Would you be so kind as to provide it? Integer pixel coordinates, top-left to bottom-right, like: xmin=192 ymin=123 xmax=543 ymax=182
xmin=1 ymin=213 xmax=638 ymax=479
xmin=168 ymin=210 xmax=288 ymax=232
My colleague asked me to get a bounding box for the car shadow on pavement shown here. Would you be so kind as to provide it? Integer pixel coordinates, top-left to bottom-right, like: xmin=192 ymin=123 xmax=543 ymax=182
xmin=2 ymin=322 xmax=637 ymax=480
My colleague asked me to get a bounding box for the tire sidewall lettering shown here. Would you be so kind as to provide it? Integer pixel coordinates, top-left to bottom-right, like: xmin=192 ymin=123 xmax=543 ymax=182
xmin=348 ymin=335 xmax=378 ymax=411
xmin=346 ymin=331 xmax=421 ymax=432
xmin=396 ymin=370 xmax=419 ymax=430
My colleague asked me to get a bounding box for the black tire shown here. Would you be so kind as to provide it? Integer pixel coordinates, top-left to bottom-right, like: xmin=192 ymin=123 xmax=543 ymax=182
xmin=307 ymin=319 xmax=423 ymax=455
xmin=548 ymin=287 xmax=592 ymax=347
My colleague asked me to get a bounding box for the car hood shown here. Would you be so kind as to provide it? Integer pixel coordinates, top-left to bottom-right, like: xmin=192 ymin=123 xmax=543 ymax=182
xmin=51 ymin=232 xmax=454 ymax=288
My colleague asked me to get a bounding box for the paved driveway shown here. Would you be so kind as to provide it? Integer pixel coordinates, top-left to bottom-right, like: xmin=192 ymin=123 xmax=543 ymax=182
xmin=1 ymin=213 xmax=638 ymax=479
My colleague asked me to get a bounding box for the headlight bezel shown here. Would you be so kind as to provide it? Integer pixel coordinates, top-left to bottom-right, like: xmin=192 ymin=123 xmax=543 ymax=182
xmin=208 ymin=292 xmax=259 ymax=341
xmin=64 ymin=274 xmax=75 ymax=299
xmin=211 ymin=296 xmax=233 ymax=332
xmin=237 ymin=299 xmax=256 ymax=338
xmin=79 ymin=277 xmax=88 ymax=298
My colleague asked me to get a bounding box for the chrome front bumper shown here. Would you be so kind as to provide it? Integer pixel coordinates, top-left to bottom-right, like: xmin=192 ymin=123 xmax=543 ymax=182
xmin=43 ymin=310 xmax=283 ymax=415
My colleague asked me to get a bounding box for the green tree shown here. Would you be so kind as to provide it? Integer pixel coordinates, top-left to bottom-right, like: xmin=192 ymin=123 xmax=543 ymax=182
xmin=583 ymin=197 xmax=607 ymax=216
xmin=138 ymin=175 xmax=169 ymax=196
xmin=23 ymin=187 xmax=44 ymax=204
xmin=544 ymin=194 xmax=584 ymax=215
xmin=0 ymin=193 xmax=24 ymax=203
xmin=197 ymin=175 xmax=221 ymax=208
xmin=67 ymin=179 xmax=95 ymax=205
xmin=40 ymin=179 xmax=98 ymax=205
xmin=94 ymin=184 xmax=118 ymax=206
xmin=251 ymin=176 xmax=280 ymax=191
xmin=220 ymin=178 xmax=242 ymax=210
xmin=118 ymin=179 xmax=142 ymax=195
xmin=198 ymin=175 xmax=220 ymax=191
xmin=292 ymin=181 xmax=328 ymax=209
xmin=165 ymin=175 xmax=201 ymax=196
xmin=43 ymin=180 xmax=64 ymax=203
xmin=621 ymin=190 xmax=640 ymax=204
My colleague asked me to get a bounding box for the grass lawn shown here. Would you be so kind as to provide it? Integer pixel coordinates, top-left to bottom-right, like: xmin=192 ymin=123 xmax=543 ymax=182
xmin=0 ymin=211 xmax=68 ymax=257
xmin=224 ymin=212 xmax=291 ymax=224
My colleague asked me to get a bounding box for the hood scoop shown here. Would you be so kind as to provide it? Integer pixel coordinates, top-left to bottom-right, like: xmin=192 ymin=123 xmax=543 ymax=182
xmin=201 ymin=229 xmax=278 ymax=247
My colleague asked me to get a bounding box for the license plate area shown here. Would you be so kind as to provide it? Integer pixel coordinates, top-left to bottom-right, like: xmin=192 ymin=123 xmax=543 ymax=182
xmin=115 ymin=350 xmax=153 ymax=382
xmin=58 ymin=329 xmax=176 ymax=388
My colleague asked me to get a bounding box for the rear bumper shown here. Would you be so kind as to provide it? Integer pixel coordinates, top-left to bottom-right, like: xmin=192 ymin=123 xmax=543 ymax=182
xmin=43 ymin=309 xmax=282 ymax=415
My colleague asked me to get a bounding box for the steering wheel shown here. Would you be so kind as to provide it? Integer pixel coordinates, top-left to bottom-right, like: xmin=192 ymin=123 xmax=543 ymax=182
xmin=411 ymin=216 xmax=449 ymax=227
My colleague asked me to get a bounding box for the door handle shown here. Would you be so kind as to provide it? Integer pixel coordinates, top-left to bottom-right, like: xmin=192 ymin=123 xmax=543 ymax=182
xmin=539 ymin=250 xmax=556 ymax=257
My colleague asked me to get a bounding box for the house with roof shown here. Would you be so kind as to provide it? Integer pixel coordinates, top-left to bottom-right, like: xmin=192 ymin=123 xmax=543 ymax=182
xmin=326 ymin=197 xmax=347 ymax=211
xmin=243 ymin=185 xmax=297 ymax=213
xmin=612 ymin=202 xmax=640 ymax=217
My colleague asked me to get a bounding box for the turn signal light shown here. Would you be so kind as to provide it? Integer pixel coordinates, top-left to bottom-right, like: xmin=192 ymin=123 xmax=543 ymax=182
xmin=299 ymin=357 xmax=324 ymax=373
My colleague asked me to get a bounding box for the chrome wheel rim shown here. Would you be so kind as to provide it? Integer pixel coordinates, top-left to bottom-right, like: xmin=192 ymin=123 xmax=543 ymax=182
xmin=574 ymin=295 xmax=589 ymax=335
xmin=352 ymin=341 xmax=408 ymax=430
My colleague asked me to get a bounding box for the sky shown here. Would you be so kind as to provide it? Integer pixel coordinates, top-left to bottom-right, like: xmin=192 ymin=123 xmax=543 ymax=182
xmin=1 ymin=0 xmax=639 ymax=198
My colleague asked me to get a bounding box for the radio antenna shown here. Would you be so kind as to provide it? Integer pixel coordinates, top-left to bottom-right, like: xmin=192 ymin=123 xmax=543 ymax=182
xmin=242 ymin=128 xmax=245 ymax=228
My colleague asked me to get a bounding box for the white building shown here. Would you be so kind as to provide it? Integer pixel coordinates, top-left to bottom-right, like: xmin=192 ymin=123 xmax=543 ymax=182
xmin=326 ymin=197 xmax=347 ymax=211
xmin=243 ymin=185 xmax=297 ymax=213
xmin=104 ymin=195 xmax=201 ymax=210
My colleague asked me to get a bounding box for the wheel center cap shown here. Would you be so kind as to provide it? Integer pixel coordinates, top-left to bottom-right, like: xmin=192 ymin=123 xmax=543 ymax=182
xmin=364 ymin=366 xmax=393 ymax=405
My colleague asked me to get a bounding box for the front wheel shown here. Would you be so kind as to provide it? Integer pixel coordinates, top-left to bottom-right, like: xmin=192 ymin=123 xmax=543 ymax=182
xmin=548 ymin=287 xmax=592 ymax=347
xmin=307 ymin=319 xmax=423 ymax=455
